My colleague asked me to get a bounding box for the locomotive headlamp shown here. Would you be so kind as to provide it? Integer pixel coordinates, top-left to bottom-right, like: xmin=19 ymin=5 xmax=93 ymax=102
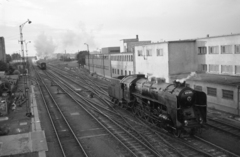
xmin=184 ymin=120 xmax=188 ymax=126
xmin=199 ymin=117 xmax=203 ymax=124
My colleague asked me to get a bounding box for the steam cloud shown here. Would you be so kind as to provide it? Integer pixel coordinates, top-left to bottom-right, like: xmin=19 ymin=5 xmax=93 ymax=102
xmin=176 ymin=72 xmax=197 ymax=83
xmin=60 ymin=22 xmax=100 ymax=52
xmin=34 ymin=33 xmax=56 ymax=59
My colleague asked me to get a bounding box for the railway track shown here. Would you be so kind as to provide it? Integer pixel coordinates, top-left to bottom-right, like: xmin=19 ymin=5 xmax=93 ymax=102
xmin=207 ymin=117 xmax=240 ymax=138
xmin=34 ymin=67 xmax=88 ymax=157
xmin=42 ymin=69 xmax=163 ymax=157
xmin=47 ymin=63 xmax=240 ymax=157
xmin=46 ymin=66 xmax=234 ymax=157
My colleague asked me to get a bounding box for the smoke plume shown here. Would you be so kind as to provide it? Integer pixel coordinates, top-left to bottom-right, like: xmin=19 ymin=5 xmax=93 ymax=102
xmin=60 ymin=22 xmax=100 ymax=52
xmin=34 ymin=33 xmax=56 ymax=59
xmin=176 ymin=72 xmax=197 ymax=83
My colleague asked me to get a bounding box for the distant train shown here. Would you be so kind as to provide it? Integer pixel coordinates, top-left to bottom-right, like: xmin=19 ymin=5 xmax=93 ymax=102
xmin=37 ymin=61 xmax=46 ymax=70
xmin=108 ymin=74 xmax=207 ymax=137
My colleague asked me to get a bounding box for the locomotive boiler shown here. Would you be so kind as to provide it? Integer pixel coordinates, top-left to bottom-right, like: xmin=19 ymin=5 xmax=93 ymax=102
xmin=108 ymin=74 xmax=207 ymax=137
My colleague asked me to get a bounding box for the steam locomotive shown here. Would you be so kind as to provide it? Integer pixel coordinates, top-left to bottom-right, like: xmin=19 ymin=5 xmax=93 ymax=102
xmin=37 ymin=61 xmax=47 ymax=70
xmin=108 ymin=74 xmax=207 ymax=137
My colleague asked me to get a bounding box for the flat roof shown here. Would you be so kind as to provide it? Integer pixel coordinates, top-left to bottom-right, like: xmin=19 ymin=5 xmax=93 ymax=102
xmin=196 ymin=33 xmax=240 ymax=40
xmin=170 ymin=73 xmax=240 ymax=86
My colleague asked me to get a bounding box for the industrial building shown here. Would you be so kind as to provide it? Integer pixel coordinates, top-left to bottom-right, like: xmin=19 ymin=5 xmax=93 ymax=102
xmin=0 ymin=37 xmax=6 ymax=62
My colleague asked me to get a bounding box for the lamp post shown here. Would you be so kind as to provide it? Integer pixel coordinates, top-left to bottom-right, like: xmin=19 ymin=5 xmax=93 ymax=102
xmin=84 ymin=43 xmax=90 ymax=72
xmin=19 ymin=19 xmax=31 ymax=73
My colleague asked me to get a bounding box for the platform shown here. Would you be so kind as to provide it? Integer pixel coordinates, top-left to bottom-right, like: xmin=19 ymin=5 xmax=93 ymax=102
xmin=0 ymin=131 xmax=47 ymax=156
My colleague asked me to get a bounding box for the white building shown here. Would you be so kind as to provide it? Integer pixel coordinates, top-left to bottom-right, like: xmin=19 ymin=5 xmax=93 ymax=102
xmin=196 ymin=34 xmax=240 ymax=75
xmin=134 ymin=40 xmax=196 ymax=83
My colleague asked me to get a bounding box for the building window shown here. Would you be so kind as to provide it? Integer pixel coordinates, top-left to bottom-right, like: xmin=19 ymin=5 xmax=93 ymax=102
xmin=194 ymin=85 xmax=202 ymax=91
xmin=112 ymin=69 xmax=114 ymax=73
xmin=209 ymin=64 xmax=219 ymax=73
xmin=201 ymin=64 xmax=207 ymax=72
xmin=129 ymin=71 xmax=131 ymax=75
xmin=121 ymin=70 xmax=123 ymax=75
xmin=221 ymin=45 xmax=232 ymax=54
xmin=207 ymin=87 xmax=217 ymax=97
xmin=209 ymin=46 xmax=219 ymax=54
xmin=146 ymin=49 xmax=152 ymax=56
xmin=156 ymin=49 xmax=164 ymax=56
xmin=235 ymin=45 xmax=240 ymax=54
xmin=235 ymin=65 xmax=240 ymax=75
xmin=138 ymin=50 xmax=143 ymax=56
xmin=117 ymin=69 xmax=119 ymax=74
xmin=221 ymin=65 xmax=233 ymax=74
xmin=222 ymin=89 xmax=234 ymax=100
xmin=131 ymin=55 xmax=133 ymax=61
xmin=198 ymin=47 xmax=207 ymax=54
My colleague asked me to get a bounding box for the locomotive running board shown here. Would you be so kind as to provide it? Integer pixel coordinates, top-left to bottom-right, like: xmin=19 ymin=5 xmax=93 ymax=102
xmin=132 ymin=92 xmax=160 ymax=103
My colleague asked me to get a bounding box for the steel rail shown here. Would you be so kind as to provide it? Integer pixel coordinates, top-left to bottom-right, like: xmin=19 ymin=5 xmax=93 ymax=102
xmin=44 ymin=70 xmax=162 ymax=157
xmin=33 ymin=66 xmax=89 ymax=157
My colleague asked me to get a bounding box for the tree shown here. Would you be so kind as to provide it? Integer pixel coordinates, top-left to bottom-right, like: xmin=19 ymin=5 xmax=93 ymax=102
xmin=0 ymin=60 xmax=7 ymax=71
xmin=76 ymin=51 xmax=88 ymax=66
xmin=6 ymin=54 xmax=12 ymax=63
xmin=11 ymin=53 xmax=21 ymax=60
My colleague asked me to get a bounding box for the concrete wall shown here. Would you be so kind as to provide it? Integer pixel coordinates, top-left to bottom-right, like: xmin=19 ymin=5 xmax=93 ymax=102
xmin=187 ymin=80 xmax=240 ymax=115
xmin=169 ymin=41 xmax=197 ymax=75
xmin=135 ymin=43 xmax=170 ymax=82
xmin=196 ymin=35 xmax=240 ymax=75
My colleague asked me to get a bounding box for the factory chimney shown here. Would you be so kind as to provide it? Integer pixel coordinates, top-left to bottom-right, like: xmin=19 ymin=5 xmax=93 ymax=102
xmin=136 ymin=35 xmax=139 ymax=41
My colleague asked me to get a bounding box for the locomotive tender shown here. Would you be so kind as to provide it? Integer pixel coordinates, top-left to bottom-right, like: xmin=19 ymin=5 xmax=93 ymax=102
xmin=108 ymin=74 xmax=207 ymax=137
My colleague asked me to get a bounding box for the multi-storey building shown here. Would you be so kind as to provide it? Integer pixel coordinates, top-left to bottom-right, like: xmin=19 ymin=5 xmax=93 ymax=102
xmin=196 ymin=34 xmax=240 ymax=75
xmin=134 ymin=40 xmax=196 ymax=83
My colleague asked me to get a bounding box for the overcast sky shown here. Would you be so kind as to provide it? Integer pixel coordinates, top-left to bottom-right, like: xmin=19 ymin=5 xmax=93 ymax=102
xmin=0 ymin=0 xmax=240 ymax=56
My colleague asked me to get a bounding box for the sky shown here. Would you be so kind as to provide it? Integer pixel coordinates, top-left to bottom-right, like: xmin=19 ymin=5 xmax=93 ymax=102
xmin=0 ymin=0 xmax=240 ymax=57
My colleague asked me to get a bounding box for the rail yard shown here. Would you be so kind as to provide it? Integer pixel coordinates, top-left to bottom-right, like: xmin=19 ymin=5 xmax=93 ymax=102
xmin=1 ymin=60 xmax=239 ymax=157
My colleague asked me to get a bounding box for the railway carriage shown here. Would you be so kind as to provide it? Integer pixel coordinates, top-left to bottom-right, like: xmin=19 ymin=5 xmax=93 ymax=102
xmin=108 ymin=74 xmax=207 ymax=137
